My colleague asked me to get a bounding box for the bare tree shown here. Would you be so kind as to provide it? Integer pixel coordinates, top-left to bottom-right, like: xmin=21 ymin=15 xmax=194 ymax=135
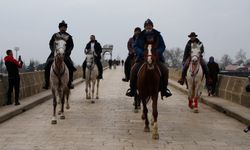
xmin=220 ymin=54 xmax=233 ymax=70
xmin=235 ymin=49 xmax=247 ymax=65
xmin=164 ymin=48 xmax=183 ymax=68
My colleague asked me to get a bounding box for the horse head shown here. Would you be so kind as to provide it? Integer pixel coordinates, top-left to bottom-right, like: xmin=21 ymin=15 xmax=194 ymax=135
xmin=54 ymin=39 xmax=66 ymax=67
xmin=86 ymin=51 xmax=95 ymax=69
xmin=190 ymin=43 xmax=202 ymax=65
xmin=144 ymin=43 xmax=157 ymax=70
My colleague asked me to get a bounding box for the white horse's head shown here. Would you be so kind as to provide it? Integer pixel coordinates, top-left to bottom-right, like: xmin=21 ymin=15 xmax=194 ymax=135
xmin=191 ymin=43 xmax=202 ymax=65
xmin=54 ymin=39 xmax=66 ymax=61
xmin=86 ymin=52 xmax=95 ymax=69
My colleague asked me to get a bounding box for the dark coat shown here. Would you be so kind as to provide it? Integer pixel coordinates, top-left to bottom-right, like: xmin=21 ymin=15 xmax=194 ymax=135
xmin=4 ymin=55 xmax=23 ymax=79
xmin=134 ymin=29 xmax=166 ymax=62
xmin=207 ymin=61 xmax=219 ymax=81
xmin=46 ymin=32 xmax=76 ymax=71
xmin=183 ymin=38 xmax=204 ymax=63
xmin=85 ymin=40 xmax=102 ymax=60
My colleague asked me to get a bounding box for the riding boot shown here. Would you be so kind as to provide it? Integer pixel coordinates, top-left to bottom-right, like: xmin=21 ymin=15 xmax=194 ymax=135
xmin=244 ymin=125 xmax=250 ymax=133
xmin=126 ymin=62 xmax=141 ymax=97
xmin=96 ymin=59 xmax=103 ymax=79
xmin=158 ymin=63 xmax=172 ymax=99
xmin=43 ymin=61 xmax=52 ymax=89
xmin=123 ymin=55 xmax=132 ymax=82
xmin=178 ymin=59 xmax=190 ymax=85
xmin=68 ymin=69 xmax=74 ymax=89
xmin=82 ymin=60 xmax=86 ymax=79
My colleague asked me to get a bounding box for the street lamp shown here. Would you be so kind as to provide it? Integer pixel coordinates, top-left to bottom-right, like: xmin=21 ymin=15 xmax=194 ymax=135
xmin=14 ymin=47 xmax=20 ymax=59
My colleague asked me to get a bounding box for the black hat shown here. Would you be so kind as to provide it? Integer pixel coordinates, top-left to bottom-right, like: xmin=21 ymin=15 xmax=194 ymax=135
xmin=188 ymin=32 xmax=198 ymax=37
xmin=58 ymin=20 xmax=68 ymax=28
xmin=144 ymin=19 xmax=153 ymax=27
xmin=134 ymin=27 xmax=141 ymax=32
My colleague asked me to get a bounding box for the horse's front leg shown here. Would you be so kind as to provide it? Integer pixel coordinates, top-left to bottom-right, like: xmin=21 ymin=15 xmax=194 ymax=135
xmin=91 ymin=80 xmax=96 ymax=103
xmin=65 ymin=88 xmax=70 ymax=110
xmin=85 ymin=81 xmax=89 ymax=99
xmin=60 ymin=90 xmax=66 ymax=119
xmin=51 ymin=88 xmax=57 ymax=124
xmin=152 ymin=94 xmax=159 ymax=140
xmin=141 ymin=98 xmax=150 ymax=132
xmin=96 ymin=79 xmax=99 ymax=99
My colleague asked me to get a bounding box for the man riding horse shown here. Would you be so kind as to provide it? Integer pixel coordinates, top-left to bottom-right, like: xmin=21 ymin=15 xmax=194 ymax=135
xmin=43 ymin=20 xmax=76 ymax=89
xmin=82 ymin=35 xmax=103 ymax=79
xmin=122 ymin=27 xmax=141 ymax=82
xmin=178 ymin=32 xmax=210 ymax=85
xmin=126 ymin=19 xmax=172 ymax=98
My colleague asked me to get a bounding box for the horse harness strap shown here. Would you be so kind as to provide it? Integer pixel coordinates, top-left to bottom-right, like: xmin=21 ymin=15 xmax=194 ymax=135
xmin=52 ymin=65 xmax=66 ymax=79
xmin=137 ymin=63 xmax=162 ymax=77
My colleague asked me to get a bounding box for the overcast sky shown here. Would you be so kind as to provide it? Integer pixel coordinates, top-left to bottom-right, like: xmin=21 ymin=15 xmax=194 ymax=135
xmin=0 ymin=0 xmax=250 ymax=65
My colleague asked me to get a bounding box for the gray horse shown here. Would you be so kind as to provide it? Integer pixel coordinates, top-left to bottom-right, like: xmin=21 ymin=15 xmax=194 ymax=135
xmin=50 ymin=37 xmax=70 ymax=124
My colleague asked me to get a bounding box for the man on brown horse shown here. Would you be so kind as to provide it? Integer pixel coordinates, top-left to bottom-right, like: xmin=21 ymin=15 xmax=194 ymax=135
xmin=178 ymin=32 xmax=210 ymax=85
xmin=122 ymin=27 xmax=141 ymax=82
xmin=126 ymin=19 xmax=172 ymax=98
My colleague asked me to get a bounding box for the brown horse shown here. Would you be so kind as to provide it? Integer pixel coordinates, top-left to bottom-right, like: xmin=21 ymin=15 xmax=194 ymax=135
xmin=137 ymin=44 xmax=161 ymax=140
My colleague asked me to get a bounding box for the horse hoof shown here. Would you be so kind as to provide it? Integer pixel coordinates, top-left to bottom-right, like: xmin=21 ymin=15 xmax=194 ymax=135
xmin=91 ymin=100 xmax=95 ymax=104
xmin=144 ymin=127 xmax=150 ymax=132
xmin=58 ymin=111 xmax=62 ymax=115
xmin=60 ymin=115 xmax=65 ymax=120
xmin=134 ymin=109 xmax=139 ymax=113
xmin=193 ymin=108 xmax=199 ymax=113
xmin=51 ymin=120 xmax=57 ymax=124
xmin=66 ymin=105 xmax=70 ymax=110
xmin=152 ymin=133 xmax=159 ymax=140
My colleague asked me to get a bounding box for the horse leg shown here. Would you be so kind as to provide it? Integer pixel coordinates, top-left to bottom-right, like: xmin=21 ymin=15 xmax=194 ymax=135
xmin=96 ymin=79 xmax=99 ymax=99
xmin=60 ymin=90 xmax=66 ymax=119
xmin=88 ymin=82 xmax=91 ymax=99
xmin=51 ymin=89 xmax=57 ymax=124
xmin=141 ymin=98 xmax=150 ymax=132
xmin=188 ymin=97 xmax=193 ymax=109
xmin=193 ymin=97 xmax=199 ymax=113
xmin=134 ymin=94 xmax=139 ymax=113
xmin=152 ymin=95 xmax=159 ymax=140
xmin=66 ymin=88 xmax=70 ymax=109
xmin=91 ymin=81 xmax=95 ymax=103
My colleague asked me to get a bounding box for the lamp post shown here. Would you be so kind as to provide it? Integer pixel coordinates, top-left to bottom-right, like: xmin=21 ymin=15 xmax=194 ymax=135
xmin=14 ymin=47 xmax=20 ymax=59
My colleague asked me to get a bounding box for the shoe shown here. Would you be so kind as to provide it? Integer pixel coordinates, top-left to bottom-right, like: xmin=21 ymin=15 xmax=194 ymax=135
xmin=15 ymin=102 xmax=20 ymax=106
xmin=68 ymin=84 xmax=74 ymax=89
xmin=6 ymin=101 xmax=13 ymax=105
xmin=178 ymin=78 xmax=185 ymax=85
xmin=244 ymin=126 xmax=250 ymax=133
xmin=122 ymin=78 xmax=129 ymax=82
xmin=126 ymin=88 xmax=136 ymax=97
xmin=161 ymin=88 xmax=172 ymax=99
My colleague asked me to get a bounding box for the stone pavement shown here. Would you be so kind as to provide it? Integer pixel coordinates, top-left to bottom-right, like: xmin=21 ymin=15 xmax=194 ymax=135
xmin=0 ymin=66 xmax=250 ymax=150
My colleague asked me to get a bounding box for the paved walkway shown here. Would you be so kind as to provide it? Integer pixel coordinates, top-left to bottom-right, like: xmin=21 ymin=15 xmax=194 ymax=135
xmin=0 ymin=66 xmax=250 ymax=150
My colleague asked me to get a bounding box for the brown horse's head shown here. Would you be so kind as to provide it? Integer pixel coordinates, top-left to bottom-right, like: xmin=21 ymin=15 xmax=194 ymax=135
xmin=144 ymin=43 xmax=158 ymax=70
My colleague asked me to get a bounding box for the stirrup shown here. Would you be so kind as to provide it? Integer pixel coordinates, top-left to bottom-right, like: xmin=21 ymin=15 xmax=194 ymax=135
xmin=122 ymin=78 xmax=129 ymax=82
xmin=178 ymin=78 xmax=185 ymax=85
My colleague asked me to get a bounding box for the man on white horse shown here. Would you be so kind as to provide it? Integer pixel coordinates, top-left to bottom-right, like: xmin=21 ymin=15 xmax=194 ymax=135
xmin=43 ymin=20 xmax=76 ymax=89
xmin=178 ymin=32 xmax=210 ymax=85
xmin=126 ymin=19 xmax=172 ymax=99
xmin=82 ymin=35 xmax=103 ymax=79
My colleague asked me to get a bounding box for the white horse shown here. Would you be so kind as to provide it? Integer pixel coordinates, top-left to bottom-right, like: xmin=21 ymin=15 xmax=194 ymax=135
xmin=186 ymin=43 xmax=205 ymax=113
xmin=85 ymin=52 xmax=100 ymax=103
xmin=50 ymin=37 xmax=70 ymax=124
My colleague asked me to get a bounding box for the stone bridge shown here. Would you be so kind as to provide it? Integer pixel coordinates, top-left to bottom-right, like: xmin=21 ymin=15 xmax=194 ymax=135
xmin=0 ymin=66 xmax=250 ymax=150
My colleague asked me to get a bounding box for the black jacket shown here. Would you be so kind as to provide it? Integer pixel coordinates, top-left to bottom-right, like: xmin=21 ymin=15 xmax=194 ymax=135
xmin=85 ymin=40 xmax=102 ymax=60
xmin=207 ymin=62 xmax=220 ymax=81
xmin=183 ymin=38 xmax=204 ymax=63
xmin=49 ymin=32 xmax=74 ymax=58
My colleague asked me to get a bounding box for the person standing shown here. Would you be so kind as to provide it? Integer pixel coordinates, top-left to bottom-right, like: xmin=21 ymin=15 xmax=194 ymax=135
xmin=4 ymin=50 xmax=23 ymax=105
xmin=82 ymin=35 xmax=103 ymax=79
xmin=122 ymin=27 xmax=141 ymax=82
xmin=207 ymin=56 xmax=219 ymax=96
xmin=43 ymin=20 xmax=76 ymax=89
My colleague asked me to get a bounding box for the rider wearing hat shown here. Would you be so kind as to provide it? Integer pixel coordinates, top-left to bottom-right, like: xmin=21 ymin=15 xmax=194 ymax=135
xmin=122 ymin=27 xmax=141 ymax=82
xmin=126 ymin=19 xmax=172 ymax=99
xmin=43 ymin=20 xmax=76 ymax=89
xmin=178 ymin=32 xmax=209 ymax=85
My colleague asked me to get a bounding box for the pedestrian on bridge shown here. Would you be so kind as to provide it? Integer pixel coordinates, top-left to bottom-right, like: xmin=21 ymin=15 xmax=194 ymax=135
xmin=207 ymin=56 xmax=220 ymax=96
xmin=4 ymin=50 xmax=23 ymax=105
